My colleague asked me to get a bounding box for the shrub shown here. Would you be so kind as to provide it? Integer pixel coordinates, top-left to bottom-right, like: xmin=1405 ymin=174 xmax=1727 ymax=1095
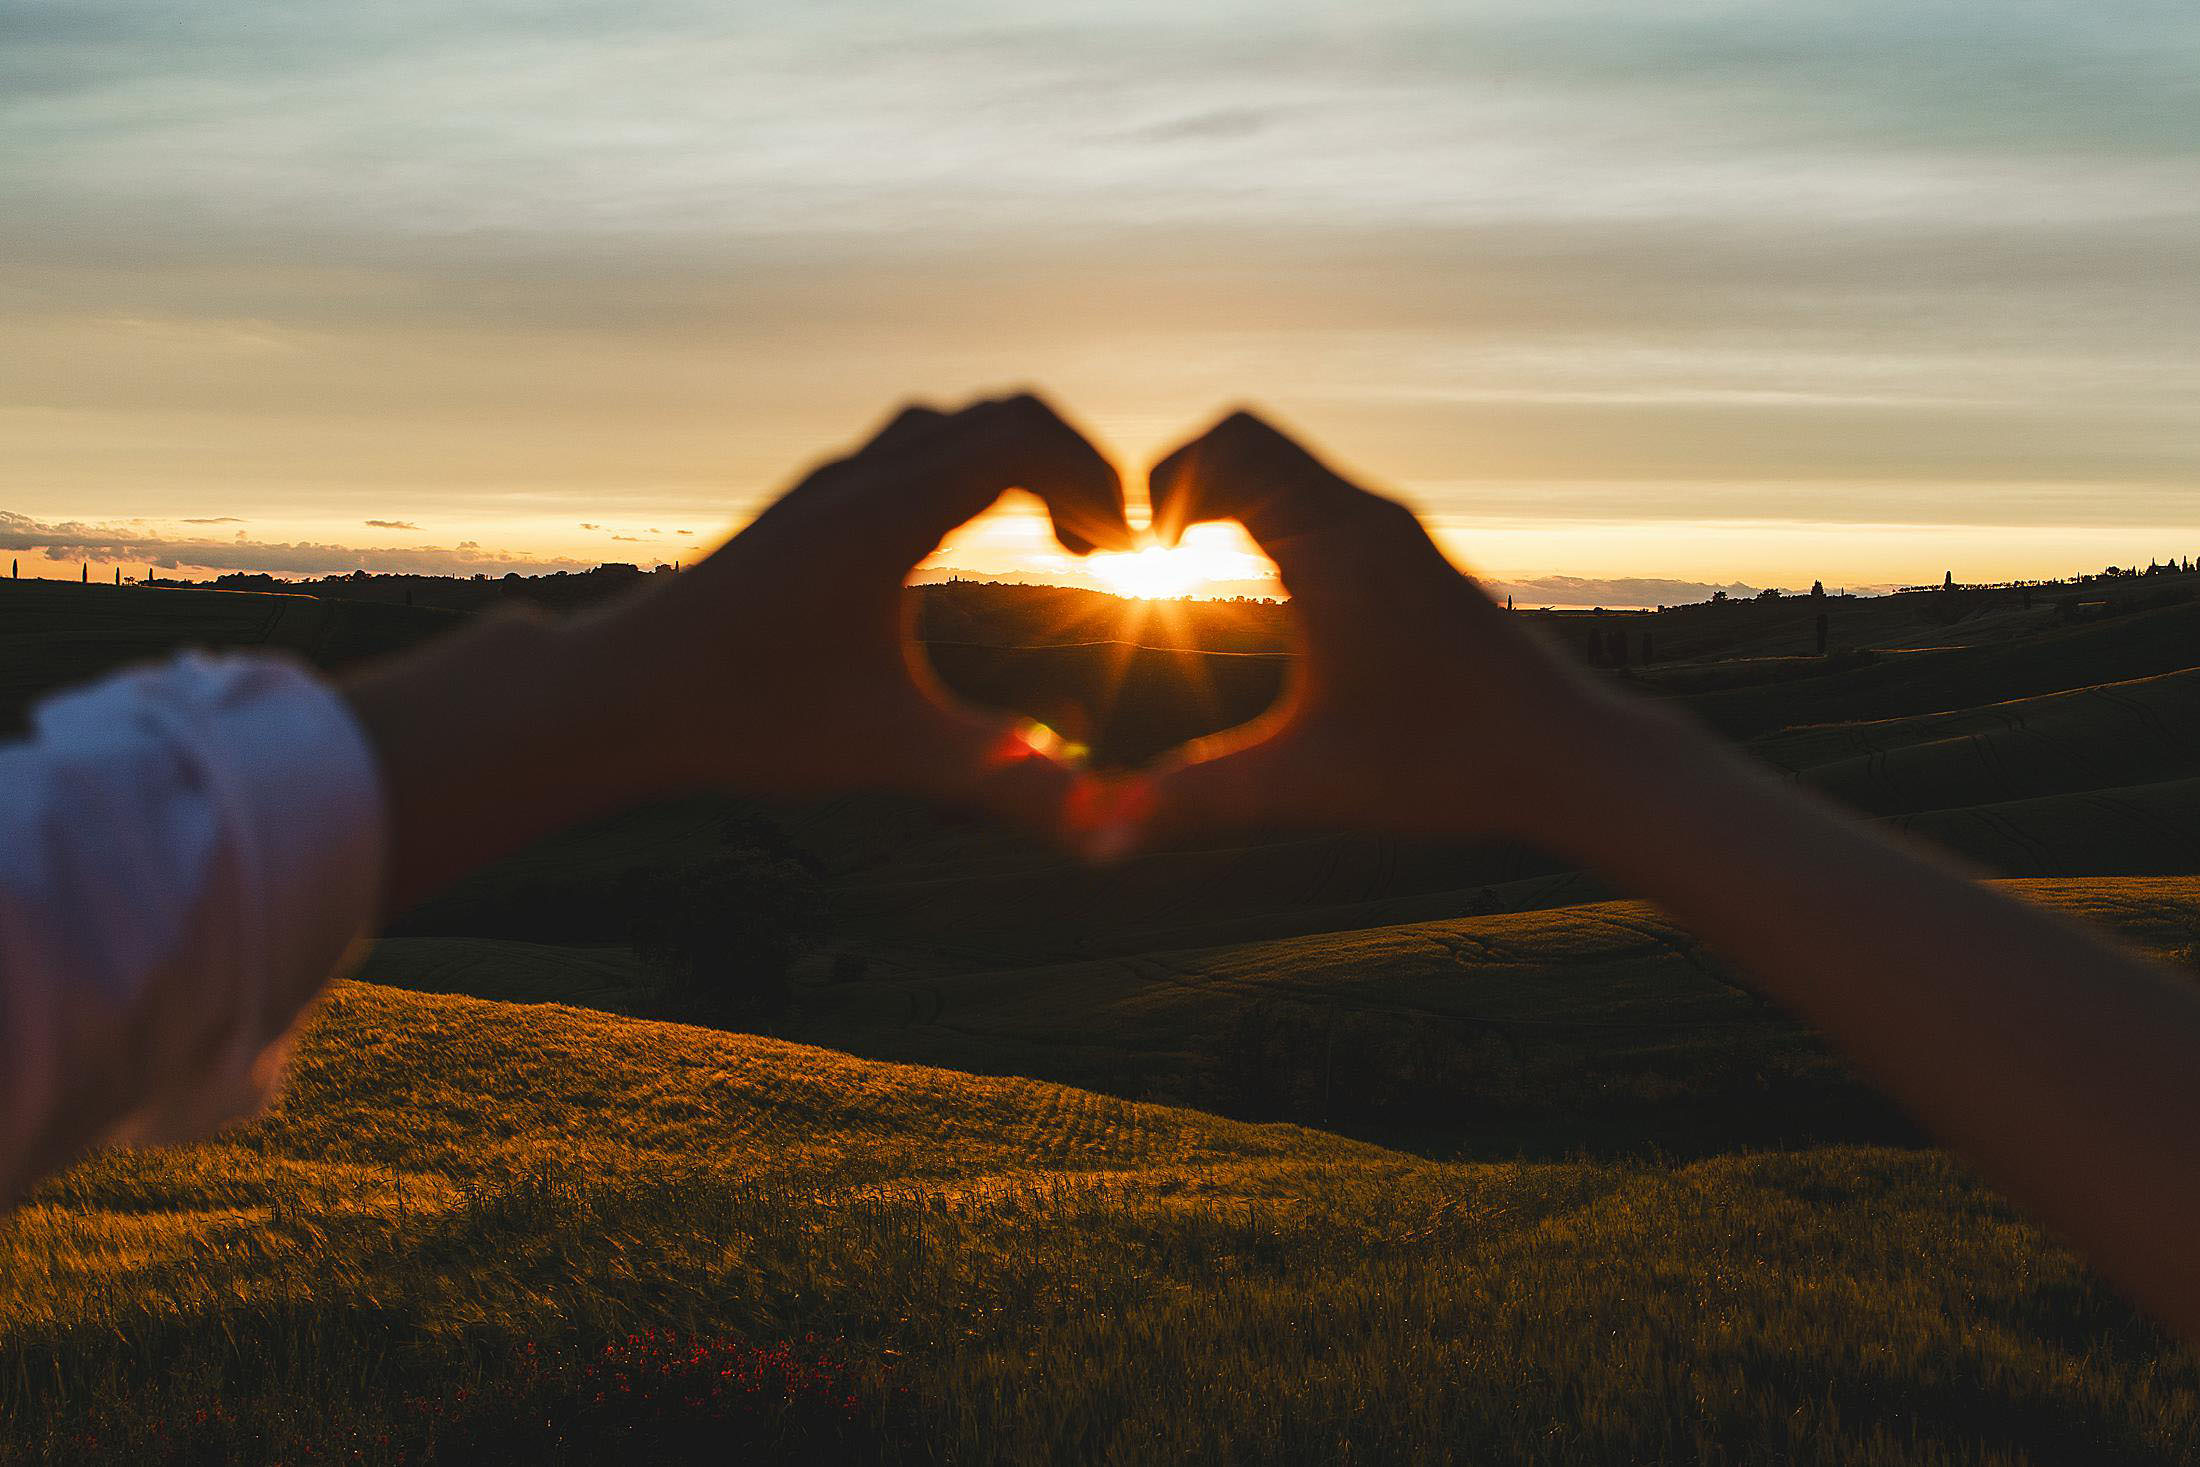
xmin=627 ymin=852 xmax=824 ymax=1023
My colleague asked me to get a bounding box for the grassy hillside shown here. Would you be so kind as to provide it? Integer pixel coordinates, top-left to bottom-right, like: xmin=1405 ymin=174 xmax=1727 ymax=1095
xmin=785 ymin=877 xmax=2200 ymax=1143
xmin=1678 ymin=595 xmax=2200 ymax=741
xmin=1755 ymin=666 xmax=2200 ymax=812
xmin=12 ymin=568 xmax=2200 ymax=1462
xmin=6 ymin=982 xmax=2196 ymax=1465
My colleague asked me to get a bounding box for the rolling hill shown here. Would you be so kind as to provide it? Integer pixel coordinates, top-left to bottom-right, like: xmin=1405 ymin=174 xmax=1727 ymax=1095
xmin=7 ymin=565 xmax=2200 ymax=1462
xmin=5 ymin=982 xmax=2195 ymax=1464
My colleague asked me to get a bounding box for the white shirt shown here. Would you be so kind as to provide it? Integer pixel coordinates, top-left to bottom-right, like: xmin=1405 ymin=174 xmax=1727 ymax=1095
xmin=0 ymin=652 xmax=385 ymax=1203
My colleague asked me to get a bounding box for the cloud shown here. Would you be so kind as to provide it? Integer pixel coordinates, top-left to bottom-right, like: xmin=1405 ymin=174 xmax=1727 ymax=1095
xmin=180 ymin=516 xmax=244 ymax=524
xmin=363 ymin=518 xmax=418 ymax=529
xmin=0 ymin=509 xmax=594 ymax=578
xmin=579 ymin=522 xmax=602 ymax=530
xmin=610 ymin=534 xmax=640 ymax=541
xmin=2 ymin=0 xmax=2194 ymax=587
xmin=1125 ymin=106 xmax=1278 ymax=144
xmin=675 ymin=528 xmax=693 ymax=535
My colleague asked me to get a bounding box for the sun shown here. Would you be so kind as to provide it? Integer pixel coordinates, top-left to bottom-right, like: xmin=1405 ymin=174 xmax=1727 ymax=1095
xmin=1086 ymin=545 xmax=1215 ymax=599
xmin=1082 ymin=524 xmax=1278 ymax=600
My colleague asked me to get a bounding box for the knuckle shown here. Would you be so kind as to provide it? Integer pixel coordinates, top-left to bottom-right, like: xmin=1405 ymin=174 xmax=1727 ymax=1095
xmin=1209 ymin=408 xmax=1268 ymax=449
xmin=878 ymin=404 xmax=943 ymax=439
xmin=987 ymin=389 xmax=1051 ymax=422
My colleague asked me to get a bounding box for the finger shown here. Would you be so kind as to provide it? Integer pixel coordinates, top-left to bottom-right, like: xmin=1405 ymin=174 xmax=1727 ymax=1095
xmin=858 ymin=402 xmax=949 ymax=456
xmin=1148 ymin=408 xmax=1435 ymax=596
xmin=953 ymin=393 xmax=1133 ymax=556
xmin=843 ymin=392 xmax=1134 ymax=570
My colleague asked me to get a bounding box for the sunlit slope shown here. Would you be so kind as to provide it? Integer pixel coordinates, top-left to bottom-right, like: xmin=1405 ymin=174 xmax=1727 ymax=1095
xmin=1896 ymin=778 xmax=2200 ymax=876
xmin=1748 ymin=665 xmax=2200 ymax=812
xmin=1679 ymin=596 xmax=2200 ymax=740
xmin=801 ymin=877 xmax=2200 ymax=1137
xmin=10 ymin=982 xmax=2199 ymax=1465
xmin=252 ymin=983 xmax=1340 ymax=1183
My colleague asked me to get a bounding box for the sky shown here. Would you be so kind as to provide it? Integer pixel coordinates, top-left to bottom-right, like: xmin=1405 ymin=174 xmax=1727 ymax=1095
xmin=4 ymin=0 xmax=2198 ymax=605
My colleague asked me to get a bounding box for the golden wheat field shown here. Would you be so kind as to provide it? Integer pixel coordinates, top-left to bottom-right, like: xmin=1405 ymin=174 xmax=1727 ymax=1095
xmin=8 ymin=980 xmax=2200 ymax=1464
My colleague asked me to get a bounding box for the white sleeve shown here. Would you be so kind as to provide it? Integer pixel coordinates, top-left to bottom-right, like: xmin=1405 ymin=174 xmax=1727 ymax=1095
xmin=0 ymin=650 xmax=385 ymax=1201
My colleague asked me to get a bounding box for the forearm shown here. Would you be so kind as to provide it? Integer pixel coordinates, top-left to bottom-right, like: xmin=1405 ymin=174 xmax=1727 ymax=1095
xmin=0 ymin=654 xmax=383 ymax=1199
xmin=339 ymin=603 xmax=675 ymax=919
xmin=1549 ymin=694 xmax=2200 ymax=1332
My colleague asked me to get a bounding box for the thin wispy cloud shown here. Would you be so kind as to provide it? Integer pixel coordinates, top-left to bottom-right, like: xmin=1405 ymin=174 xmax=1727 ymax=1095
xmin=0 ymin=510 xmax=590 ymax=578
xmin=2 ymin=1 xmax=2194 ymax=587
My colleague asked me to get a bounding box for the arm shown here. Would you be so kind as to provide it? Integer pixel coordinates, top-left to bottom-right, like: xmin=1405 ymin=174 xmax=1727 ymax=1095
xmin=344 ymin=392 xmax=1129 ymax=918
xmin=0 ymin=393 xmax=1126 ymax=1197
xmin=0 ymin=654 xmax=382 ymax=1202
xmin=1556 ymin=694 xmax=2200 ymax=1335
xmin=1128 ymin=409 xmax=2200 ymax=1337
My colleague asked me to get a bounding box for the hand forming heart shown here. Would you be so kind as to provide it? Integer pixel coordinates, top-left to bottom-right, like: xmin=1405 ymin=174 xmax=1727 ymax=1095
xmin=572 ymin=391 xmax=1612 ymax=861
xmin=1081 ymin=408 xmax=1611 ymax=857
xmin=341 ymin=393 xmax=2200 ymax=1353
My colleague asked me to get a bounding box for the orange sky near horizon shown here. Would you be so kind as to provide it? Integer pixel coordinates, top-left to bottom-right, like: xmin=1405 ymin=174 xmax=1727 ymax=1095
xmin=6 ymin=4 xmax=2197 ymax=607
xmin=17 ymin=490 xmax=2200 ymax=610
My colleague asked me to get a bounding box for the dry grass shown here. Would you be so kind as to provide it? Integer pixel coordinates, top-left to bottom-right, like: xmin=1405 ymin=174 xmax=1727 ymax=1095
xmin=4 ymin=982 xmax=2195 ymax=1464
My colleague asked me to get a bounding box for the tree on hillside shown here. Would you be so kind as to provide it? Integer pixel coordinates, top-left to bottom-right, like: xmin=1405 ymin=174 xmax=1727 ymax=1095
xmin=627 ymin=846 xmax=824 ymax=1025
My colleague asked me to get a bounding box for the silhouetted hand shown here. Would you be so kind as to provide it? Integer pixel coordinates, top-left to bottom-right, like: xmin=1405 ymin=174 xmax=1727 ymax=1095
xmin=331 ymin=395 xmax=2200 ymax=1342
xmin=349 ymin=392 xmax=1131 ymax=913
xmin=588 ymin=392 xmax=1133 ymax=815
xmin=1084 ymin=409 xmax=1611 ymax=852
